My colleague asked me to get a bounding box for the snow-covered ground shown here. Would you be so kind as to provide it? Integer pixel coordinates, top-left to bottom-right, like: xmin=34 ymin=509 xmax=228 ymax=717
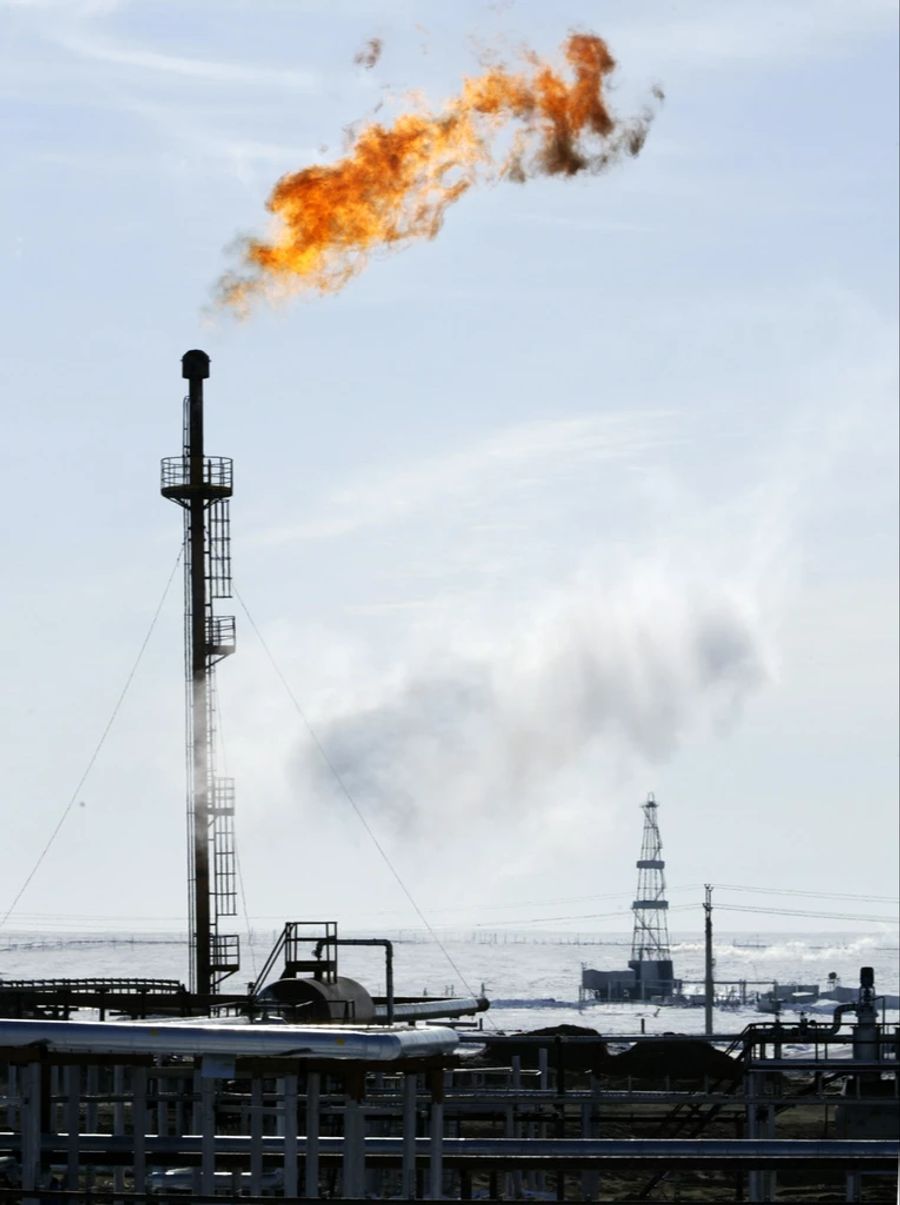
xmin=1 ymin=927 xmax=896 ymax=1037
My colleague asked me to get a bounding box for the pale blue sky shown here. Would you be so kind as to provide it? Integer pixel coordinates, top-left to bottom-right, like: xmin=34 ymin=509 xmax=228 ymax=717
xmin=1 ymin=0 xmax=897 ymax=944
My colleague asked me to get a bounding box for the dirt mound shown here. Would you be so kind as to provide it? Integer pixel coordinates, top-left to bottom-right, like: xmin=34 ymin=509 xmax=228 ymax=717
xmin=479 ymin=1025 xmax=608 ymax=1073
xmin=609 ymin=1038 xmax=742 ymax=1081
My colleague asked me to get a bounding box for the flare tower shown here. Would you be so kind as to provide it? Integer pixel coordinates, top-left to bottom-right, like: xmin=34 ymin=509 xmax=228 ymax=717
xmin=161 ymin=351 xmax=239 ymax=997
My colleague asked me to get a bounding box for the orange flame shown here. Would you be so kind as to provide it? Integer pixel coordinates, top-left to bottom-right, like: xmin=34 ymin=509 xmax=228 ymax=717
xmin=219 ymin=34 xmax=660 ymax=310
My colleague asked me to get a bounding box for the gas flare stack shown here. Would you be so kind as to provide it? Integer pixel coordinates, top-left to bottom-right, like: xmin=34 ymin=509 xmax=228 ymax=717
xmin=161 ymin=350 xmax=239 ymax=999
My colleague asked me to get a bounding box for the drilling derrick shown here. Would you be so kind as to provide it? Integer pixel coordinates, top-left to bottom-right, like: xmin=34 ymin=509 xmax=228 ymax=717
xmin=161 ymin=351 xmax=239 ymax=998
xmin=628 ymin=793 xmax=676 ymax=999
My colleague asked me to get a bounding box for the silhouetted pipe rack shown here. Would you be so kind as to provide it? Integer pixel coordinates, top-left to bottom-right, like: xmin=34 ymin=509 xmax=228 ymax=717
xmin=1 ymin=1018 xmax=896 ymax=1202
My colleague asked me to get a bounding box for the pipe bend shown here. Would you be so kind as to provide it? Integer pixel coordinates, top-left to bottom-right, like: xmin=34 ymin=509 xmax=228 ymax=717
xmin=828 ymin=1001 xmax=856 ymax=1036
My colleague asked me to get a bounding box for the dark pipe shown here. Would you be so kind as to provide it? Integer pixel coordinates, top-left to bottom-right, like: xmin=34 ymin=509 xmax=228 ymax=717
xmin=182 ymin=349 xmax=210 ymax=381
xmin=829 ymin=1001 xmax=857 ymax=1036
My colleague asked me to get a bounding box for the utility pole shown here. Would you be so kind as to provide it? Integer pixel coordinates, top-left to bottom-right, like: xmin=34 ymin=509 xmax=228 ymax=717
xmin=704 ymin=883 xmax=714 ymax=1037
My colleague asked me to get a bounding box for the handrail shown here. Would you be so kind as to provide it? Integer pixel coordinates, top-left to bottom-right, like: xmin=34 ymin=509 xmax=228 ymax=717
xmin=0 ymin=977 xmax=185 ymax=994
xmin=249 ymin=926 xmax=287 ymax=995
xmin=160 ymin=455 xmax=233 ymax=493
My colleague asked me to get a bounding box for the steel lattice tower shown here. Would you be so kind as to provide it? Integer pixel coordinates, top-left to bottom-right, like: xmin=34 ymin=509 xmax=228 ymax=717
xmin=629 ymin=793 xmax=674 ymax=994
xmin=162 ymin=351 xmax=239 ymax=998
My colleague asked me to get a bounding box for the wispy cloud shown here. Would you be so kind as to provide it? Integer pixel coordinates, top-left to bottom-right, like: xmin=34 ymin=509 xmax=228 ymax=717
xmin=261 ymin=411 xmax=675 ymax=544
xmin=57 ymin=33 xmax=321 ymax=90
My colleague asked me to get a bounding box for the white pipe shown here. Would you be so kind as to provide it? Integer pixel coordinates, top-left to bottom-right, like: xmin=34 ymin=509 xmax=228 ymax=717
xmin=16 ymin=1134 xmax=897 ymax=1165
xmin=0 ymin=1018 xmax=458 ymax=1061
xmin=376 ymin=997 xmax=486 ymax=1022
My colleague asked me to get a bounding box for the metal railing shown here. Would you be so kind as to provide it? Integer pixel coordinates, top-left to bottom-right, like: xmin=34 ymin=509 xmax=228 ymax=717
xmin=206 ymin=613 xmax=236 ymax=656
xmin=160 ymin=455 xmax=233 ymax=494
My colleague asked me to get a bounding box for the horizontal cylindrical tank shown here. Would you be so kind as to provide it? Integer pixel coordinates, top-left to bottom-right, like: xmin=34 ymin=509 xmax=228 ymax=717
xmin=256 ymin=975 xmax=375 ymax=1023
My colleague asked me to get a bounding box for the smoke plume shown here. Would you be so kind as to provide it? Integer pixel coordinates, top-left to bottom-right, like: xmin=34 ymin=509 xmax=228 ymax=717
xmin=219 ymin=33 xmax=661 ymax=310
xmin=354 ymin=37 xmax=382 ymax=70
xmin=296 ymin=567 xmax=767 ymax=834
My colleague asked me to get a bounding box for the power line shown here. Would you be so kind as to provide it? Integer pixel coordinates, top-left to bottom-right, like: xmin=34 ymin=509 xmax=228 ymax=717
xmin=1 ymin=550 xmax=183 ymax=930
xmin=715 ymin=883 xmax=899 ymax=905
xmin=422 ymin=889 xmax=639 ymax=912
xmin=20 ymin=892 xmax=880 ymax=932
xmin=478 ymin=903 xmax=696 ymax=928
xmin=475 ymin=907 xmax=633 ymax=927
xmin=235 ymin=587 xmax=491 ymax=1021
xmin=473 ymin=897 xmax=895 ymax=930
xmin=715 ymin=903 xmax=898 ymax=924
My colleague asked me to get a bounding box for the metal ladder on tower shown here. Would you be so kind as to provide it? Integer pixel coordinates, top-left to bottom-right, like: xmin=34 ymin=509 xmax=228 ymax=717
xmin=206 ymin=498 xmax=239 ymax=986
